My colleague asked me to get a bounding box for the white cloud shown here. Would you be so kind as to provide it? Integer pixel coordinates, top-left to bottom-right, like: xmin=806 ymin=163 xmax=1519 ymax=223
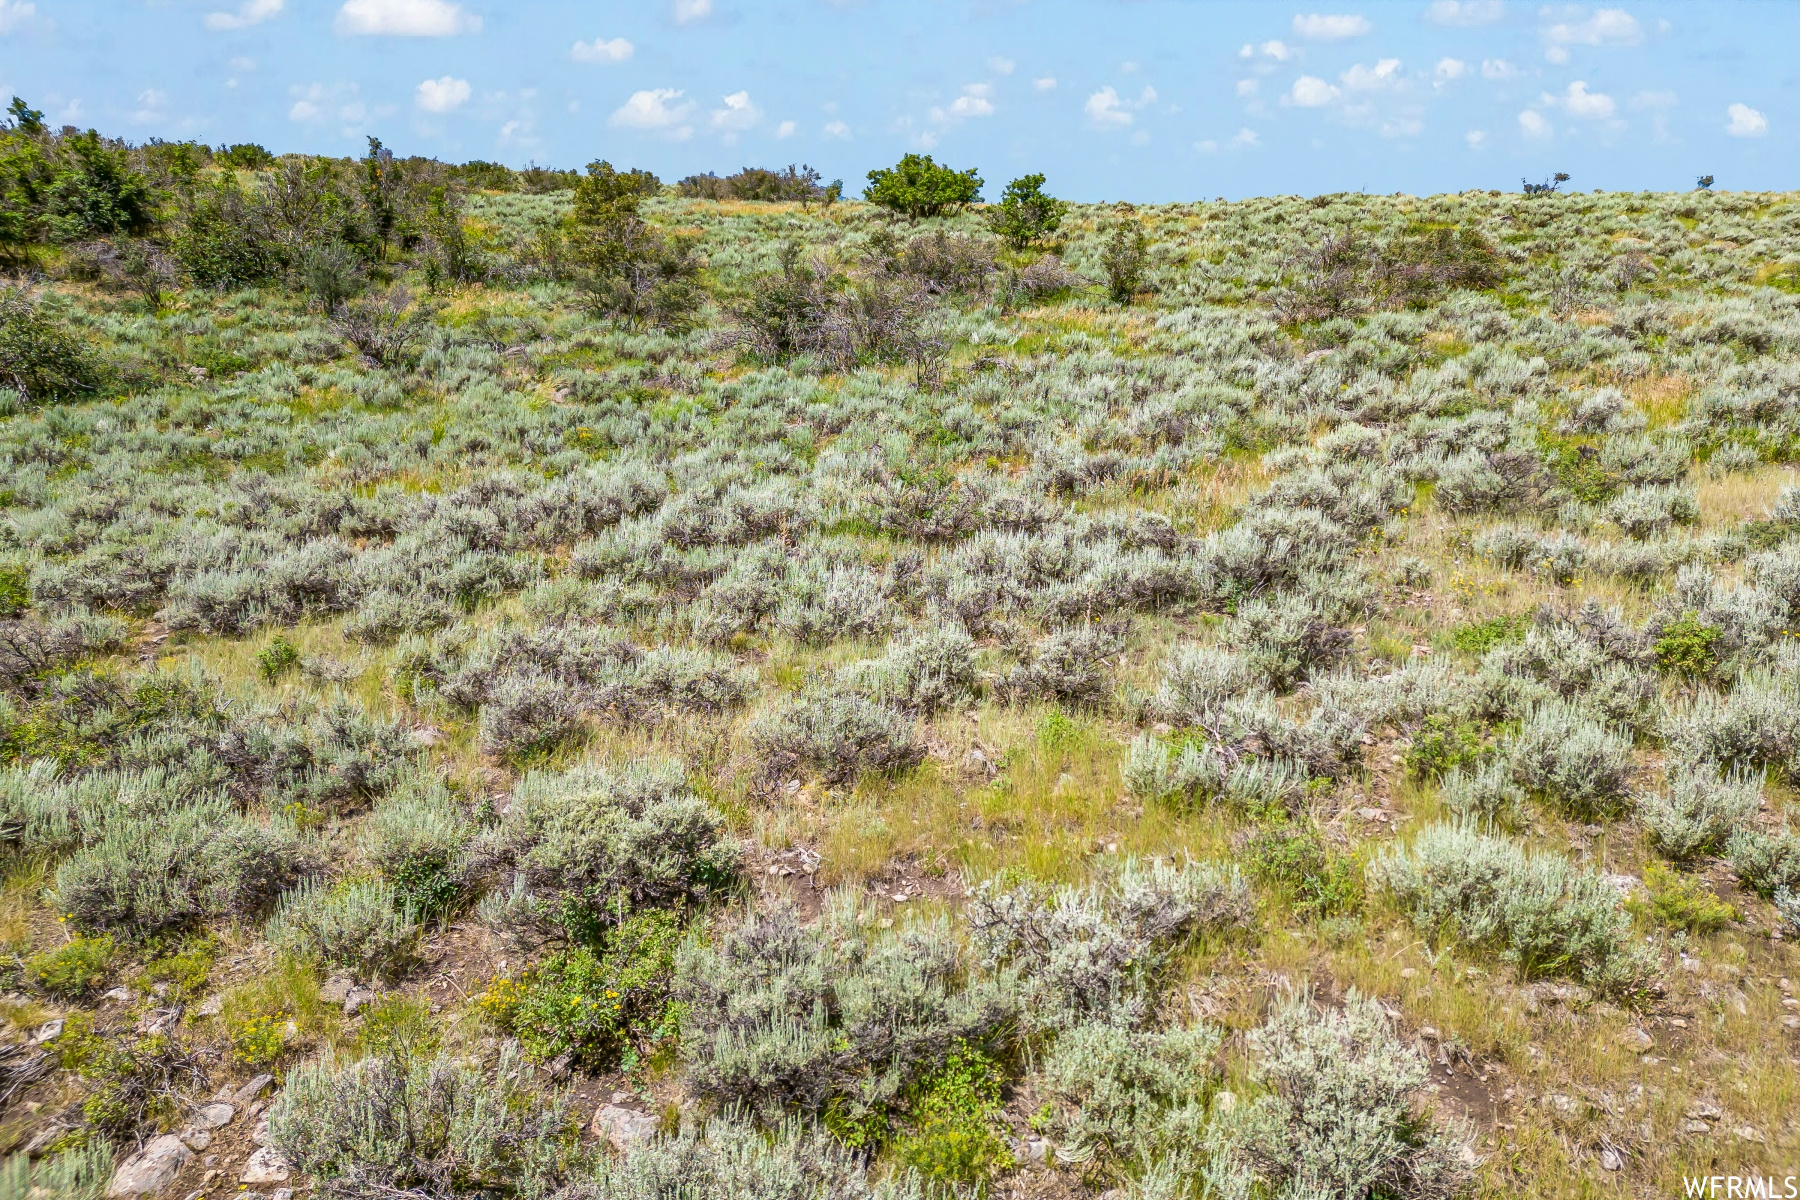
xmin=1480 ymin=57 xmax=1517 ymax=79
xmin=711 ymin=89 xmax=762 ymax=134
xmin=609 ymin=87 xmax=696 ymax=138
xmin=1543 ymin=7 xmax=1641 ymax=55
xmin=673 ymin=0 xmax=710 ymax=23
xmin=1032 ymin=76 xmax=1057 ymax=91
xmin=822 ymin=119 xmax=850 ymax=139
xmin=1425 ymin=0 xmax=1502 ymax=26
xmin=988 ymin=56 xmax=1015 ymax=75
xmin=204 ymin=0 xmax=282 ymax=31
xmin=1434 ymin=57 xmax=1467 ymax=81
xmin=1231 ymin=126 xmax=1260 ymax=147
xmin=132 ymin=89 xmax=167 ymax=124
xmin=775 ymin=119 xmax=796 ymax=138
xmin=1726 ymin=102 xmax=1767 ymax=138
xmin=1561 ymin=80 xmax=1613 ymax=119
xmin=1517 ymin=108 xmax=1552 ymax=138
xmin=1258 ymin=39 xmax=1295 ymax=60
xmin=571 ymin=36 xmax=632 ymax=63
xmin=1341 ymin=58 xmax=1401 ymax=90
xmin=939 ymin=82 xmax=995 ymax=121
xmin=1292 ymin=13 xmax=1371 ymax=40
xmin=229 ymin=56 xmax=256 ymax=72
xmin=1287 ymin=75 xmax=1339 ymax=107
xmin=335 ymin=0 xmax=479 ymax=36
xmin=415 ymin=75 xmax=470 ymax=112
xmin=288 ymin=81 xmax=362 ymax=123
xmin=1466 ymin=128 xmax=1487 ymax=147
xmin=1236 ymin=78 xmax=1259 ymax=97
xmin=1085 ymin=85 xmax=1155 ymax=127
xmin=0 ymin=0 xmax=36 ymax=34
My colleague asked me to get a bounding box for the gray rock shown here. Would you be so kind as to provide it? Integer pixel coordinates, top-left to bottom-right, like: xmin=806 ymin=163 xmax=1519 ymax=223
xmin=233 ymin=1074 xmax=276 ymax=1105
xmin=343 ymin=987 xmax=375 ymax=1017
xmin=318 ymin=974 xmax=355 ymax=1004
xmin=106 ymin=1134 xmax=192 ymax=1198
xmin=239 ymin=1147 xmax=292 ymax=1185
xmin=273 ymin=1190 xmax=294 ymax=1200
xmin=32 ymin=1019 xmax=64 ymax=1043
xmin=193 ymin=995 xmax=223 ymax=1018
xmin=178 ymin=1129 xmax=211 ymax=1153
xmin=194 ymin=1103 xmax=235 ymax=1129
xmin=591 ymin=1104 xmax=660 ymax=1152
xmin=100 ymin=987 xmax=132 ymax=1003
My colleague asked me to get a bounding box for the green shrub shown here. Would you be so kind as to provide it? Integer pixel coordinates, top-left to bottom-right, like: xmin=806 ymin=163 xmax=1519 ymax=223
xmin=355 ymin=994 xmax=441 ymax=1060
xmin=1654 ymin=612 xmax=1723 ymax=679
xmin=1448 ymin=612 xmax=1529 ymax=655
xmin=1038 ymin=1021 xmax=1219 ymax=1167
xmin=359 ymin=771 xmax=472 ymax=920
xmin=985 ymin=174 xmax=1066 ymax=251
xmin=265 ymin=877 xmax=422 ymax=981
xmin=1245 ymin=823 xmax=1364 ymax=920
xmin=477 ymin=911 xmax=681 ymax=1072
xmin=1101 ymin=221 xmax=1150 ymax=303
xmin=1630 ymin=862 xmax=1736 ymax=934
xmin=25 ymin=935 xmax=115 ymax=999
xmin=257 ymin=634 xmax=301 ymax=683
xmin=0 ymin=1140 xmax=112 ymax=1200
xmin=891 ymin=1043 xmax=1015 ymax=1191
xmin=1506 ymin=699 xmax=1636 ymax=821
xmin=864 ymin=154 xmax=982 ymax=219
xmin=135 ymin=935 xmax=215 ymax=1003
xmin=0 ymin=562 xmax=28 ymax=618
xmin=1725 ymin=826 xmax=1800 ymax=898
xmin=1640 ymin=766 xmax=1762 ymax=860
xmin=1404 ymin=713 xmax=1487 ymax=780
xmin=0 ymin=286 xmax=102 ymax=405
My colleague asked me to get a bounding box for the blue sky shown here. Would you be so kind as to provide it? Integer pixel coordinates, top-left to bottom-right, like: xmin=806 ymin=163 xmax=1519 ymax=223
xmin=0 ymin=0 xmax=1792 ymax=200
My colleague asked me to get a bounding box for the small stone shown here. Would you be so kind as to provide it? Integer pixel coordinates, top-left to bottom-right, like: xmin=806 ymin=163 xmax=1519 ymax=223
xmin=194 ymin=995 xmax=223 ymax=1018
xmin=1782 ymin=1016 xmax=1800 ymax=1029
xmin=179 ymin=1129 xmax=211 ymax=1152
xmin=233 ymin=1074 xmax=276 ymax=1105
xmin=1024 ymin=1138 xmax=1049 ymax=1163
xmin=252 ymin=1116 xmax=272 ymax=1147
xmin=194 ymin=1103 xmax=235 ymax=1129
xmin=1357 ymin=807 xmax=1386 ymax=822
xmin=202 ymin=1171 xmax=220 ymax=1185
xmin=274 ymin=1190 xmax=294 ymax=1200
xmin=1686 ymin=1104 xmax=1723 ymax=1120
xmin=106 ymin=1134 xmax=192 ymax=1198
xmin=240 ymin=1146 xmax=292 ymax=1184
xmin=101 ymin=987 xmax=133 ymax=1003
xmin=1599 ymin=1148 xmax=1622 ymax=1171
xmin=1419 ymin=1026 xmax=1440 ymax=1040
xmin=1682 ymin=1120 xmax=1710 ymax=1134
xmin=344 ymin=988 xmax=375 ymax=1017
xmin=32 ymin=1019 xmax=64 ymax=1043
xmin=592 ymin=1104 xmax=660 ymax=1152
xmin=1620 ymin=1028 xmax=1653 ymax=1050
xmin=1735 ymin=1127 xmax=1762 ymax=1142
xmin=891 ymin=893 xmax=910 ymax=903
xmin=410 ymin=726 xmax=447 ymax=748
xmin=1400 ymin=968 xmax=1417 ymax=979
xmin=1669 ymin=1018 xmax=1688 ymax=1029
xmin=319 ymin=975 xmax=356 ymax=1004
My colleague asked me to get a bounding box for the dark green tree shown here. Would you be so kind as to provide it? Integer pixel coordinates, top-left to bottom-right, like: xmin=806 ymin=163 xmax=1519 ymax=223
xmin=864 ymin=154 xmax=982 ymax=219
xmin=44 ymin=132 xmax=156 ymax=242
xmin=985 ymin=173 xmax=1066 ymax=250
xmin=1101 ymin=220 xmax=1150 ymax=303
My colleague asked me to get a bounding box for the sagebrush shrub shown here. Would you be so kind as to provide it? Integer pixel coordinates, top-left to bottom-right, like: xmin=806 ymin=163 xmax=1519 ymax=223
xmin=1373 ymin=823 xmax=1654 ymax=994
xmin=1039 ymin=1021 xmax=1219 ymax=1166
xmin=1505 ymin=698 xmax=1636 ymax=820
xmin=1725 ymin=826 xmax=1800 ymax=898
xmin=1639 ymin=764 xmax=1763 ymax=860
xmin=265 ymin=877 xmax=423 ymax=981
xmin=749 ymin=690 xmax=923 ymax=788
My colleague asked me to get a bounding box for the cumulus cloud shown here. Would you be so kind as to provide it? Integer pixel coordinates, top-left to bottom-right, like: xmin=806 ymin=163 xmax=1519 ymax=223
xmin=1543 ymin=6 xmax=1640 ymax=60
xmin=131 ymin=89 xmax=168 ymax=124
xmin=1239 ymin=38 xmax=1295 ymax=60
xmin=289 ymin=81 xmax=363 ymax=123
xmin=1292 ymin=13 xmax=1371 ymax=40
xmin=572 ymin=36 xmax=632 ymax=63
xmin=1480 ymin=58 xmax=1517 ymax=79
xmin=775 ymin=119 xmax=796 ymax=138
xmin=0 ymin=0 xmax=37 ymax=33
xmin=988 ymin=56 xmax=1014 ymax=75
xmin=822 ymin=119 xmax=850 ymax=139
xmin=1033 ymin=76 xmax=1057 ymax=91
xmin=1466 ymin=129 xmax=1487 ymax=147
xmin=204 ymin=0 xmax=282 ymax=31
xmin=711 ymin=90 xmax=762 ymax=135
xmin=1517 ymin=108 xmax=1552 ymax=138
xmin=1085 ymin=85 xmax=1155 ymax=127
xmin=609 ymin=88 xmax=696 ymax=139
xmin=1560 ymin=80 xmax=1614 ymax=119
xmin=673 ymin=0 xmax=710 ymax=23
xmin=1231 ymin=127 xmax=1260 ymax=147
xmin=1287 ymin=75 xmax=1339 ymax=107
xmin=335 ymin=0 xmax=480 ymax=36
xmin=1236 ymin=78 xmax=1259 ymax=97
xmin=1341 ymin=58 xmax=1401 ymax=90
xmin=1726 ymin=102 xmax=1767 ymax=138
xmin=933 ymin=83 xmax=995 ymax=122
xmin=415 ymin=75 xmax=471 ymax=112
xmin=1425 ymin=0 xmax=1503 ymax=25
xmin=1434 ymin=57 xmax=1467 ymax=81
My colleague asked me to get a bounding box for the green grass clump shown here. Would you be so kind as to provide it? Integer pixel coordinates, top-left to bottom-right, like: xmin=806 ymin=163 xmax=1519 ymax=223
xmin=26 ymin=935 xmax=116 ymax=1000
